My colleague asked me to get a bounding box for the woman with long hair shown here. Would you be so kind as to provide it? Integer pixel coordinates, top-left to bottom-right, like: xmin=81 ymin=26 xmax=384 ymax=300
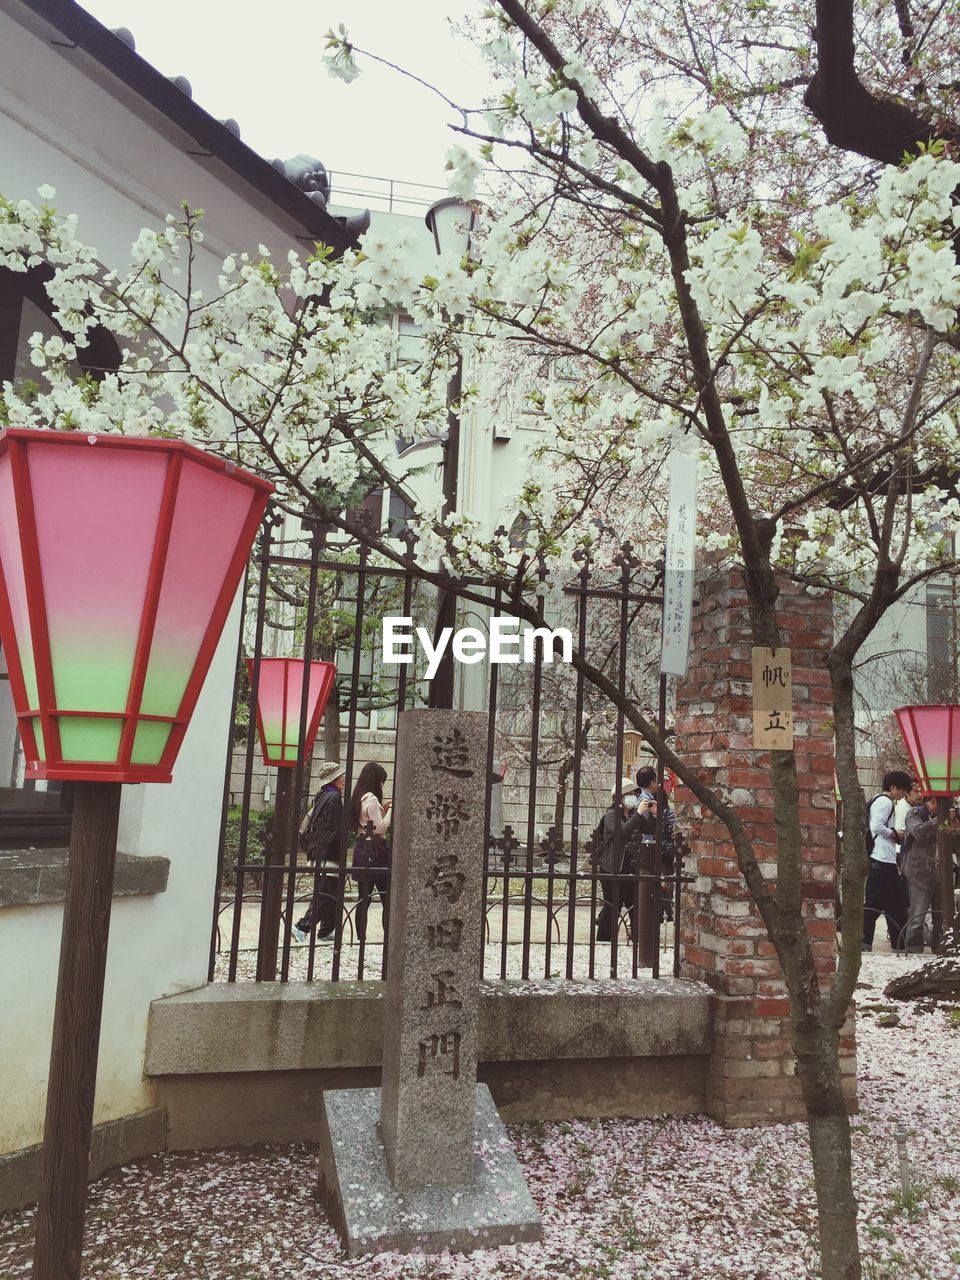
xmin=350 ymin=762 xmax=392 ymax=943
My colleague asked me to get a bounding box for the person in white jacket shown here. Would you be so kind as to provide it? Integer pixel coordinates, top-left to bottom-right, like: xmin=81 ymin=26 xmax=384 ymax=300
xmin=862 ymin=770 xmax=912 ymax=952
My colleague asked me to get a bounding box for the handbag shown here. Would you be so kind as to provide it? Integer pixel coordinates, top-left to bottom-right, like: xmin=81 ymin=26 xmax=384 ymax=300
xmin=351 ymin=828 xmax=390 ymax=880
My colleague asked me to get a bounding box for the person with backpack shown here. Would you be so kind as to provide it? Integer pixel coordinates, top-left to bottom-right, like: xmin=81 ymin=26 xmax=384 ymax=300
xmin=862 ymin=770 xmax=912 ymax=952
xmin=350 ymin=762 xmax=393 ymax=944
xmin=292 ymin=762 xmax=346 ymax=943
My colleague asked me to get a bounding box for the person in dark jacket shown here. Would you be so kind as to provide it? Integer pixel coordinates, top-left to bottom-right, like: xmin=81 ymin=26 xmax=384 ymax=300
xmin=903 ymin=795 xmax=939 ymax=953
xmin=593 ymin=776 xmax=656 ymax=942
xmin=292 ymin=762 xmax=346 ymax=943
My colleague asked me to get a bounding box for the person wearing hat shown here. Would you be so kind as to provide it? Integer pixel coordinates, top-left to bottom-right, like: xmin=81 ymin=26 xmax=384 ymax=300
xmin=592 ymin=776 xmax=656 ymax=943
xmin=293 ymin=761 xmax=346 ymax=943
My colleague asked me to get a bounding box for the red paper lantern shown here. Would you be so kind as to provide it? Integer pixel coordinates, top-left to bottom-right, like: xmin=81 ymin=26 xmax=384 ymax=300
xmin=0 ymin=428 xmax=272 ymax=783
xmin=895 ymin=704 xmax=960 ymax=795
xmin=246 ymin=657 xmax=336 ymax=767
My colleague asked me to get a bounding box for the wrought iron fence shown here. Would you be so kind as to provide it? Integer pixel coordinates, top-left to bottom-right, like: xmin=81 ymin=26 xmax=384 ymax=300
xmin=209 ymin=514 xmax=690 ymax=984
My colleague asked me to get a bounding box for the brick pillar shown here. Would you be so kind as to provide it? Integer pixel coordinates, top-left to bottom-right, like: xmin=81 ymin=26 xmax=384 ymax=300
xmin=675 ymin=565 xmax=856 ymax=1126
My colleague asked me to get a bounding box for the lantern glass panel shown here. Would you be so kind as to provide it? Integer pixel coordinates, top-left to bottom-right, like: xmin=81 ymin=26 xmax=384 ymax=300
xmin=131 ymin=721 xmax=171 ymax=765
xmin=0 ymin=455 xmax=38 ymax=704
xmin=60 ymin=716 xmax=122 ymax=763
xmin=898 ymin=713 xmax=922 ymax=779
xmin=31 ymin=443 xmax=165 ymax=723
xmin=139 ymin=459 xmax=258 ymax=718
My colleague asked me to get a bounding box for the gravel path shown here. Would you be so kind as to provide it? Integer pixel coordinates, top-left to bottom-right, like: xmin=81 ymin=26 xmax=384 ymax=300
xmin=2 ymin=953 xmax=957 ymax=1279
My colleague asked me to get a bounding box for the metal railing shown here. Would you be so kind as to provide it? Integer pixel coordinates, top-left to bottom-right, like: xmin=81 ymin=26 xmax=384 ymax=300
xmin=328 ymin=170 xmax=447 ymax=216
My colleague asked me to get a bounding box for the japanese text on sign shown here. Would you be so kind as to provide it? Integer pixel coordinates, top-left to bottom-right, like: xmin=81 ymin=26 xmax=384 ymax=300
xmin=751 ymin=647 xmax=794 ymax=749
xmin=661 ymin=448 xmax=698 ymax=678
xmin=429 ymin=730 xmax=474 ymax=778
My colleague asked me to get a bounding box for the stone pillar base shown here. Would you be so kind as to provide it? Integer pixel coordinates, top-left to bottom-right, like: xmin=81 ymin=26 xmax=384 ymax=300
xmin=317 ymin=1084 xmax=541 ymax=1257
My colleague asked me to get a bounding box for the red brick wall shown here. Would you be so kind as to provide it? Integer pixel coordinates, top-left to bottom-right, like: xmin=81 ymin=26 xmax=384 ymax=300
xmin=675 ymin=565 xmax=857 ymax=1125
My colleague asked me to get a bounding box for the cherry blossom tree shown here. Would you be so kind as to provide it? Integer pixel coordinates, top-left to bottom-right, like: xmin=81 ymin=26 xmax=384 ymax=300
xmin=327 ymin=5 xmax=960 ymax=1277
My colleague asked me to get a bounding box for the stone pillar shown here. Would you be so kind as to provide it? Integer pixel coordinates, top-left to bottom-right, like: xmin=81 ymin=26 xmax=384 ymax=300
xmin=380 ymin=710 xmax=487 ymax=1190
xmin=675 ymin=565 xmax=856 ymax=1126
xmin=316 ymin=708 xmax=541 ymax=1257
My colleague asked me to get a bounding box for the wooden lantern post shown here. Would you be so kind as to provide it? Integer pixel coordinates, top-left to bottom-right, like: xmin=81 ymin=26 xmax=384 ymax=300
xmin=246 ymin=657 xmax=336 ymax=980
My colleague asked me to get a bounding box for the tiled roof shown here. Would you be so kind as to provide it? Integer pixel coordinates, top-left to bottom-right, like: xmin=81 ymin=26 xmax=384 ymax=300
xmin=11 ymin=0 xmax=370 ymax=249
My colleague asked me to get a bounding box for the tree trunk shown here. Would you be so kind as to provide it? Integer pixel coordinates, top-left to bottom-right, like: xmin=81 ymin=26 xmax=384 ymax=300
xmin=553 ymin=754 xmax=573 ymax=838
xmin=795 ymin=1025 xmax=861 ymax=1280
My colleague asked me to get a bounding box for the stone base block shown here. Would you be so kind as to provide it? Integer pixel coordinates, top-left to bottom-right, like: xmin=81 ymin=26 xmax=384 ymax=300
xmin=317 ymin=1084 xmax=541 ymax=1258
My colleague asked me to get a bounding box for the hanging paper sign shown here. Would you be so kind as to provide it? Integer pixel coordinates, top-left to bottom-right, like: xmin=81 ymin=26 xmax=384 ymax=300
xmin=752 ymin=647 xmax=794 ymax=749
xmin=660 ymin=448 xmax=698 ymax=677
xmin=622 ymin=730 xmax=645 ymax=773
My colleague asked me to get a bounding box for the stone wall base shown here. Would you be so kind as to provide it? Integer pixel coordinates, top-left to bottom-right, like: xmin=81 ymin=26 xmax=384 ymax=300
xmin=0 ymin=1106 xmax=167 ymax=1213
xmin=154 ymin=1054 xmax=710 ymax=1152
xmin=482 ymin=1053 xmax=708 ymax=1122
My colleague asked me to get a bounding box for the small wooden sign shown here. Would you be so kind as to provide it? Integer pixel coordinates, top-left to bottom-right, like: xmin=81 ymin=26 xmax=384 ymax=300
xmin=622 ymin=730 xmax=645 ymax=773
xmin=751 ymin=647 xmax=793 ymax=750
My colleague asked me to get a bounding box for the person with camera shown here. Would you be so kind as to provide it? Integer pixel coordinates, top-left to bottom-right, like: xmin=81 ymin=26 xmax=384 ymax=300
xmin=350 ymin=762 xmax=393 ymax=944
xmin=592 ymin=777 xmax=657 ymax=943
xmin=902 ymin=794 xmax=960 ymax=951
xmin=902 ymin=792 xmax=938 ymax=953
xmin=635 ymin=764 xmax=677 ymax=921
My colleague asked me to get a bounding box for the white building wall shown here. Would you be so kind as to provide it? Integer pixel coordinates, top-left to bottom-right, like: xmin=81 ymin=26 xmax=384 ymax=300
xmin=0 ymin=6 xmax=323 ymax=1153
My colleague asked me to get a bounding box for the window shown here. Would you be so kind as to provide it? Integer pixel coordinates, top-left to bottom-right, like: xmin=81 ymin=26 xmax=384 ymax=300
xmin=335 ymin=625 xmax=425 ymax=733
xmin=386 ymin=490 xmax=414 ymax=537
xmin=334 ymin=572 xmax=434 ymax=735
xmin=395 ymin=315 xmax=447 ymax=458
xmin=0 ymin=267 xmax=119 ymax=846
xmin=501 ymin=353 xmax=580 ymax=431
xmin=346 ymin=487 xmax=383 ymax=537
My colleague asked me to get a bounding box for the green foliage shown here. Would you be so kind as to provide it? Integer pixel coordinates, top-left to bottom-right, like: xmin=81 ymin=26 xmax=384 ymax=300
xmin=884 ymin=1175 xmax=932 ymax=1224
xmin=220 ymin=805 xmax=271 ymax=887
xmin=0 ymin=377 xmax=40 ymax=425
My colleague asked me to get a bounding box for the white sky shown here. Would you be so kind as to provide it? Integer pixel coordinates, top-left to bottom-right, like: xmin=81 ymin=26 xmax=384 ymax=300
xmin=79 ymin=1 xmax=493 ymax=193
